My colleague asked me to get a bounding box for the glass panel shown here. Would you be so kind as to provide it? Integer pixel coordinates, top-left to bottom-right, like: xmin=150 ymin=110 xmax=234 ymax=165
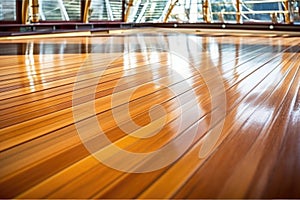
xmin=0 ymin=0 xmax=16 ymax=21
xmin=168 ymin=0 xmax=204 ymax=22
xmin=39 ymin=0 xmax=81 ymax=21
xmin=211 ymin=0 xmax=236 ymax=22
xmin=291 ymin=0 xmax=300 ymax=23
xmin=125 ymin=0 xmax=170 ymax=22
xmin=142 ymin=0 xmax=168 ymax=22
xmin=167 ymin=0 xmax=299 ymax=24
xmin=241 ymin=1 xmax=286 ymax=23
xmin=90 ymin=0 xmax=122 ymax=21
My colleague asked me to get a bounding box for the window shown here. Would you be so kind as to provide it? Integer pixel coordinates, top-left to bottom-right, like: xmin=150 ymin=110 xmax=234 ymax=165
xmin=90 ymin=0 xmax=122 ymax=21
xmin=39 ymin=0 xmax=81 ymax=21
xmin=0 ymin=0 xmax=16 ymax=21
xmin=168 ymin=0 xmax=299 ymax=23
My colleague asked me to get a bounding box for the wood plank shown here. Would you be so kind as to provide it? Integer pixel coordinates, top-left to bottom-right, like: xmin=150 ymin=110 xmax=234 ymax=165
xmin=0 ymin=30 xmax=299 ymax=199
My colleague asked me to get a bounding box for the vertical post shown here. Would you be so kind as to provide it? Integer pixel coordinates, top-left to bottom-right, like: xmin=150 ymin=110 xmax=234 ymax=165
xmin=236 ymin=0 xmax=241 ymax=23
xmin=298 ymin=0 xmax=300 ymax=16
xmin=124 ymin=0 xmax=134 ymax=22
xmin=284 ymin=0 xmax=291 ymax=24
xmin=31 ymin=0 xmax=39 ymax=23
xmin=203 ymin=0 xmax=211 ymax=23
xmin=122 ymin=0 xmax=126 ymax=22
xmin=22 ymin=0 xmax=30 ymax=24
xmin=83 ymin=0 xmax=92 ymax=23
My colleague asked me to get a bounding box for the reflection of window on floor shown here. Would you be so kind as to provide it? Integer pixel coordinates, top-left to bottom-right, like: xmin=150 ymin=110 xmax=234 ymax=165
xmin=39 ymin=0 xmax=81 ymax=21
xmin=0 ymin=0 xmax=16 ymax=21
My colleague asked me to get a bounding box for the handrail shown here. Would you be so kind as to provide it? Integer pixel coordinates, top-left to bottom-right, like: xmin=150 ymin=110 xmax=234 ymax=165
xmin=211 ymin=10 xmax=289 ymax=14
xmin=209 ymin=0 xmax=288 ymax=4
xmin=242 ymin=0 xmax=288 ymax=3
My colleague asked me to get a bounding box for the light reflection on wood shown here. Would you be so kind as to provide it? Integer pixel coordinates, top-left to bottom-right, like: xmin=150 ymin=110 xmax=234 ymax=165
xmin=0 ymin=31 xmax=299 ymax=199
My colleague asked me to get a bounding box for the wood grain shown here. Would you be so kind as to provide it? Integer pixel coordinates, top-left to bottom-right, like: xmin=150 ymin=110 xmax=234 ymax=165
xmin=0 ymin=30 xmax=299 ymax=199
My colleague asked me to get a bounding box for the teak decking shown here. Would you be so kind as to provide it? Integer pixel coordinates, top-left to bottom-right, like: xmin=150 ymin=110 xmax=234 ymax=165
xmin=0 ymin=29 xmax=299 ymax=198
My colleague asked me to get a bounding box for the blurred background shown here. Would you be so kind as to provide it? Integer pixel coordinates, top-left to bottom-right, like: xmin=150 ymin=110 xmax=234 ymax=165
xmin=0 ymin=0 xmax=299 ymax=24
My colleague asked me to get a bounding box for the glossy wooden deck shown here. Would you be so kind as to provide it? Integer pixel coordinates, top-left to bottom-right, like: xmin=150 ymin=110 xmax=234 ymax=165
xmin=0 ymin=30 xmax=299 ymax=199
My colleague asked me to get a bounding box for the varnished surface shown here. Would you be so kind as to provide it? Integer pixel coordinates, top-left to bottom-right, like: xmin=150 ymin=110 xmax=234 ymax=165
xmin=0 ymin=29 xmax=300 ymax=199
